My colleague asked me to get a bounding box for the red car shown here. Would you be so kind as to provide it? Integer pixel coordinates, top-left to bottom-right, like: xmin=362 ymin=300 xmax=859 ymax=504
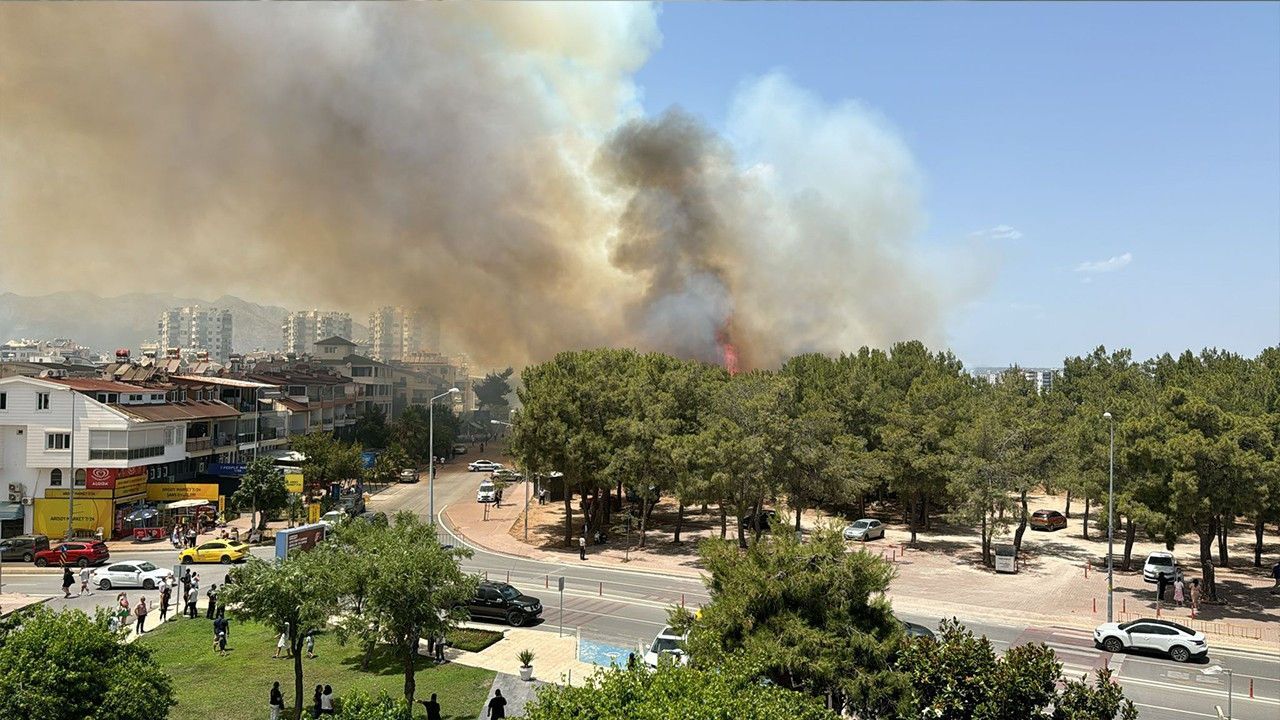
xmin=34 ymin=541 xmax=111 ymax=567
xmin=1029 ymin=509 xmax=1067 ymax=531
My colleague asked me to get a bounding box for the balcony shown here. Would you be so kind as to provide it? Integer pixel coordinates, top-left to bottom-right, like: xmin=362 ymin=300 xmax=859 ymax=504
xmin=185 ymin=437 xmax=213 ymax=453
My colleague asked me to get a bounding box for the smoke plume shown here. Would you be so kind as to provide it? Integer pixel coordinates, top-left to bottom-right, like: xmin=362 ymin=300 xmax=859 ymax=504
xmin=0 ymin=4 xmax=961 ymax=368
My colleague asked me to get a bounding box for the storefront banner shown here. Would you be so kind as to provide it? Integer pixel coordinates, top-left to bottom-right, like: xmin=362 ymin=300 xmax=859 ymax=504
xmin=84 ymin=467 xmax=147 ymax=490
xmin=208 ymin=463 xmax=247 ymax=477
xmin=285 ymin=473 xmax=304 ymax=493
xmin=146 ymin=483 xmax=220 ymax=502
xmin=307 ymin=503 xmax=320 ymax=524
xmin=114 ymin=473 xmax=147 ymax=499
xmin=44 ymin=488 xmax=113 ymax=500
xmin=33 ymin=498 xmax=114 ymax=538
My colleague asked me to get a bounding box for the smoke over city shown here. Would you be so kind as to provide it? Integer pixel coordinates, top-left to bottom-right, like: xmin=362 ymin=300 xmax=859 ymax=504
xmin=0 ymin=3 xmax=961 ymax=368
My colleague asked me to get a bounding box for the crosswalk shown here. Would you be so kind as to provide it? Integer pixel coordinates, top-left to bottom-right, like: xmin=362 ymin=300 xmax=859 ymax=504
xmin=1005 ymin=626 xmax=1122 ymax=680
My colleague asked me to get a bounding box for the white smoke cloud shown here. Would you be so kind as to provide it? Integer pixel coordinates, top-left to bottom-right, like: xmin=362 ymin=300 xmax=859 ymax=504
xmin=1075 ymin=252 xmax=1133 ymax=273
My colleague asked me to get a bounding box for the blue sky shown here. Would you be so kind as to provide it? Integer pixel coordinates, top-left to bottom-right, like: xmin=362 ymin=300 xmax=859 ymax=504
xmin=634 ymin=3 xmax=1280 ymax=368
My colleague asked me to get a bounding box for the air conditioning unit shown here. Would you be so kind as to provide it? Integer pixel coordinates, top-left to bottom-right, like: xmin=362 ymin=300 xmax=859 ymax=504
xmin=21 ymin=497 xmax=33 ymax=506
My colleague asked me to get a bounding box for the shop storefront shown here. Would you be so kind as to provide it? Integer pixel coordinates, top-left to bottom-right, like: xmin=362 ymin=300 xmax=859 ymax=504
xmin=36 ymin=467 xmax=149 ymax=539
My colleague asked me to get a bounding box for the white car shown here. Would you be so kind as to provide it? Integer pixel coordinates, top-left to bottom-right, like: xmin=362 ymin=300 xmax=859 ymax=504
xmin=319 ymin=510 xmax=347 ymax=529
xmin=1094 ymin=618 xmax=1208 ymax=663
xmin=843 ymin=519 xmax=885 ymax=541
xmin=1142 ymin=551 xmax=1183 ymax=584
xmin=477 ymin=481 xmax=497 ymax=503
xmin=91 ymin=560 xmax=174 ymax=591
xmin=468 ymin=460 xmax=503 ymax=473
xmin=643 ymin=626 xmax=689 ymax=668
xmin=398 ymin=468 xmax=419 ymax=483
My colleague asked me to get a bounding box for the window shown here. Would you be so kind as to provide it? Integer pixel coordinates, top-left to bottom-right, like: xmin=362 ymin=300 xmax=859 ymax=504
xmin=73 ymin=469 xmax=86 ymax=488
xmin=46 ymin=432 xmax=71 ymax=450
xmin=36 ymin=392 xmax=50 ymax=410
xmin=351 ymin=366 xmax=372 ymax=377
xmin=0 ymin=392 xmax=7 ymax=409
xmin=49 ymin=468 xmax=63 ymax=487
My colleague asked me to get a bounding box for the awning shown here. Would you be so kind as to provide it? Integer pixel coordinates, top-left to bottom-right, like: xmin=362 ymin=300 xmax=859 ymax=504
xmin=165 ymin=499 xmax=212 ymax=510
xmin=124 ymin=507 xmax=159 ymax=522
xmin=0 ymin=502 xmax=24 ymax=521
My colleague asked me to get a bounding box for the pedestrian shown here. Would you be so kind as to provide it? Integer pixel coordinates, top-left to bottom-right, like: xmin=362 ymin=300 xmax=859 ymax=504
xmin=485 ymin=689 xmax=506 ymax=719
xmin=579 ymin=534 xmax=586 ymax=561
xmin=480 ymin=441 xmax=485 ymax=453
xmin=305 ymin=630 xmax=316 ymax=658
xmin=1174 ymin=577 xmax=1185 ymax=606
xmin=434 ymin=631 xmax=446 ymax=662
xmin=312 ymin=685 xmax=323 ymax=718
xmin=1271 ymin=560 xmax=1280 ymax=594
xmin=1156 ymin=572 xmax=1168 ymax=604
xmin=627 ymin=652 xmax=638 ymax=670
xmin=232 ymin=526 xmax=241 ymax=543
xmin=426 ymin=633 xmax=436 ymax=656
xmin=275 ymin=623 xmax=290 ymax=658
xmin=79 ymin=565 xmax=92 ymax=595
xmin=213 ymin=615 xmax=229 ymax=655
xmin=184 ymin=584 xmax=199 ymax=619
xmin=319 ymin=685 xmax=334 ymax=716
xmin=61 ymin=565 xmax=74 ymax=598
xmin=159 ymin=584 xmax=172 ymax=622
xmin=419 ymin=693 xmax=442 ymax=720
xmin=134 ymin=596 xmax=149 ymax=635
xmin=269 ymin=681 xmax=284 ymax=720
xmin=206 ymin=583 xmax=219 ymax=619
xmin=189 ymin=525 xmax=198 ymax=548
xmin=181 ymin=568 xmax=191 ymax=601
xmin=1190 ymin=578 xmax=1201 ymax=610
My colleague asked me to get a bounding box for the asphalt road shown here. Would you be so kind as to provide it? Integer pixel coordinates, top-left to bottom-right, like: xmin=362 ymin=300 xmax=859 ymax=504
xmin=4 ymin=463 xmax=1274 ymax=719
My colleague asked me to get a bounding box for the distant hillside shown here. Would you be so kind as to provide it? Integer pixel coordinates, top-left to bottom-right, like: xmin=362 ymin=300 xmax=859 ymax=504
xmin=0 ymin=291 xmax=301 ymax=354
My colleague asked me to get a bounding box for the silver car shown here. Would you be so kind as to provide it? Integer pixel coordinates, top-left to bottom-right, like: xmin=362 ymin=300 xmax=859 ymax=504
xmin=843 ymin=518 xmax=885 ymax=541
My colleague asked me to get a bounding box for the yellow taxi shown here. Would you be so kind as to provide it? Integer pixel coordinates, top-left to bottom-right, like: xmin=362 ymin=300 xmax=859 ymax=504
xmin=179 ymin=540 xmax=252 ymax=564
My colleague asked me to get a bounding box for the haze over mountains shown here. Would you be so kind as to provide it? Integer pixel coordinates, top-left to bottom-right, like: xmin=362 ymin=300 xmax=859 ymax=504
xmin=0 ymin=291 xmax=365 ymax=355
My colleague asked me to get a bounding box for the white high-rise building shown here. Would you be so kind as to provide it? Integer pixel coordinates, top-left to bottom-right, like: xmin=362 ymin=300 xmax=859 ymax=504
xmin=156 ymin=306 xmax=233 ymax=363
xmin=282 ymin=310 xmax=353 ymax=356
xmin=367 ymin=306 xmax=437 ymax=362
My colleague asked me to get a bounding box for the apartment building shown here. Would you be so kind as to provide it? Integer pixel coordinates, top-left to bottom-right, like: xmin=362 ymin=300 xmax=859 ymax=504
xmin=971 ymin=366 xmax=1059 ymax=393
xmin=282 ymin=310 xmax=354 ymax=356
xmin=157 ymin=306 xmax=234 ymax=363
xmin=367 ymin=306 xmax=438 ymax=362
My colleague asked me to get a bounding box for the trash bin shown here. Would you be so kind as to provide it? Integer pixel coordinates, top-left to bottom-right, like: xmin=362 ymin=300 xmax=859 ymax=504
xmin=994 ymin=544 xmax=1018 ymax=574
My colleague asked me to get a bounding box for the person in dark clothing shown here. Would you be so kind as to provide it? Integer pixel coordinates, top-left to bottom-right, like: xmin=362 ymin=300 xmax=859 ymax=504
xmin=269 ymin=682 xmax=284 ymax=720
xmin=486 ymin=689 xmax=506 ymax=719
xmin=419 ymin=693 xmax=442 ymax=720
xmin=181 ymin=569 xmax=191 ymax=602
xmin=1156 ymin=573 xmax=1168 ymax=603
xmin=206 ymin=584 xmax=219 ymax=619
xmin=61 ymin=566 xmax=74 ymax=598
xmin=313 ymin=685 xmax=323 ymax=719
xmin=1271 ymin=561 xmax=1280 ymax=594
xmin=159 ymin=584 xmax=172 ymax=622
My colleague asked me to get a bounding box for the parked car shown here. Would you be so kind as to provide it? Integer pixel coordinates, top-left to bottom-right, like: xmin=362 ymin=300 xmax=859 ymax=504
xmin=468 ymin=460 xmax=503 ymax=472
xmin=462 ymin=581 xmax=543 ymax=627
xmin=477 ymin=481 xmax=497 ymax=503
xmin=452 ymin=444 xmax=468 ymax=455
xmin=643 ymin=626 xmax=690 ymax=668
xmin=1093 ymin=618 xmax=1207 ymax=662
xmin=843 ymin=518 xmax=886 ymax=541
xmin=90 ymin=560 xmax=173 ymax=590
xmin=739 ymin=509 xmax=777 ymax=532
xmin=398 ymin=468 xmax=420 ymax=484
xmin=0 ymin=534 xmax=49 ymax=562
xmin=34 ymin=541 xmax=110 ymax=567
xmin=1142 ymin=551 xmax=1183 ymax=584
xmin=319 ymin=510 xmax=347 ymax=529
xmin=179 ymin=540 xmax=251 ymax=564
xmin=1029 ymin=509 xmax=1068 ymax=531
xmin=898 ymin=618 xmax=936 ymax=640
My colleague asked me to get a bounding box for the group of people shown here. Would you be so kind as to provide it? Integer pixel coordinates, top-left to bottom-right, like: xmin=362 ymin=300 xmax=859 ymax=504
xmin=1156 ymin=572 xmax=1203 ymax=610
xmin=267 ymin=681 xmax=337 ymax=718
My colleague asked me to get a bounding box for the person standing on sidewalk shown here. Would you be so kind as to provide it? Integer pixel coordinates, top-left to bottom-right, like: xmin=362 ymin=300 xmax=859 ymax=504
xmin=181 ymin=568 xmax=191 ymax=602
xmin=1173 ymin=577 xmax=1185 ymax=606
xmin=434 ymin=631 xmax=446 ymax=662
xmin=269 ymin=682 xmax=284 ymax=720
xmin=134 ymin=597 xmax=149 ymax=635
xmin=486 ymin=689 xmax=506 ymax=719
xmin=579 ymin=535 xmax=586 ymax=561
xmin=206 ymin=583 xmax=219 ymax=619
xmin=184 ymin=581 xmax=199 ymax=619
xmin=79 ymin=566 xmax=92 ymax=595
xmin=61 ymin=565 xmax=74 ymax=598
xmin=159 ymin=583 xmax=172 ymax=622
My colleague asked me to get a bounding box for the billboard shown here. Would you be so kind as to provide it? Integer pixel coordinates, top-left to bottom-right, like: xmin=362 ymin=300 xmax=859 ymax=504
xmin=33 ymin=498 xmax=115 ymax=538
xmin=274 ymin=523 xmax=328 ymax=559
xmin=146 ymin=483 xmax=220 ymax=502
xmin=285 ymin=473 xmax=304 ymax=493
xmin=84 ymin=467 xmax=147 ymax=490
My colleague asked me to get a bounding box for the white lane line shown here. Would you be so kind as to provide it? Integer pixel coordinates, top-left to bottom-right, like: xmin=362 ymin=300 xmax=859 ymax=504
xmin=1132 ymin=701 xmax=1220 ymax=718
xmin=1119 ymin=675 xmax=1278 ymax=705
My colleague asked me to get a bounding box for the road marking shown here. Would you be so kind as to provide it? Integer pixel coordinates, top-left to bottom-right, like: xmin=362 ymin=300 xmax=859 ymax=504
xmin=1119 ymin=675 xmax=1278 ymax=704
xmin=1132 ymin=701 xmax=1221 ymax=718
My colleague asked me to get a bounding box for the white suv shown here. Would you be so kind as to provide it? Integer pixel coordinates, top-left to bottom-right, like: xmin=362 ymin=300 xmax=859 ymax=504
xmin=1142 ymin=551 xmax=1182 ymax=584
xmin=1094 ymin=618 xmax=1207 ymax=662
xmin=476 ymin=481 xmax=497 ymax=503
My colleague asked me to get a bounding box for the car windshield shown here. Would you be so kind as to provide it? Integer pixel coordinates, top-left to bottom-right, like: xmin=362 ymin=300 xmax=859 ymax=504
xmin=1118 ymin=620 xmax=1141 ymax=630
xmin=480 ymin=483 xmax=494 ymax=491
xmin=651 ymin=637 xmax=683 ymax=653
xmin=852 ymin=521 xmax=870 ymax=528
xmin=1147 ymin=556 xmax=1173 ymax=566
xmin=137 ymin=562 xmax=157 ymax=572
xmin=498 ymin=585 xmax=520 ymax=600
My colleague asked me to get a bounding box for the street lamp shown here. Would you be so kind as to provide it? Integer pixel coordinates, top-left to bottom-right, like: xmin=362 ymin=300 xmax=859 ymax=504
xmin=491 ymin=419 xmax=526 ymax=541
xmin=428 ymin=388 xmax=460 ymax=526
xmin=1103 ymin=411 xmax=1115 ymax=623
xmin=1201 ymin=665 xmax=1233 ymax=719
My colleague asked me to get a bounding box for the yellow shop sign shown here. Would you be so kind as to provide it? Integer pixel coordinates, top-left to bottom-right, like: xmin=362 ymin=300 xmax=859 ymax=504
xmin=147 ymin=483 xmax=220 ymax=502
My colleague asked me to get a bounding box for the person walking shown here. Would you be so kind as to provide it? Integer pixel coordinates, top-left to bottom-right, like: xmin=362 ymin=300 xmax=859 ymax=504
xmin=1173 ymin=577 xmax=1185 ymax=606
xmin=159 ymin=583 xmax=172 ymax=622
xmin=269 ymin=681 xmax=284 ymax=720
xmin=1190 ymin=578 xmax=1202 ymax=611
xmin=186 ymin=525 xmax=197 ymax=549
xmin=579 ymin=534 xmax=586 ymax=561
xmin=61 ymin=565 xmax=74 ymax=598
xmin=275 ymin=623 xmax=290 ymax=659
xmin=79 ymin=565 xmax=92 ymax=595
xmin=134 ymin=596 xmax=149 ymax=635
xmin=485 ymin=689 xmax=507 ymax=719
xmin=419 ymin=693 xmax=442 ymax=720
xmin=319 ymin=685 xmax=334 ymax=716
xmin=1156 ymin=572 xmax=1168 ymax=604
xmin=213 ymin=615 xmax=229 ymax=655
xmin=206 ymin=583 xmax=219 ymax=619
xmin=304 ymin=630 xmax=316 ymax=659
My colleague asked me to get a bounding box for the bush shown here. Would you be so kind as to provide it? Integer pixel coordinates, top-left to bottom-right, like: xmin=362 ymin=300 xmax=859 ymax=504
xmin=446 ymin=627 xmax=503 ymax=652
xmin=334 ymin=691 xmax=412 ymax=720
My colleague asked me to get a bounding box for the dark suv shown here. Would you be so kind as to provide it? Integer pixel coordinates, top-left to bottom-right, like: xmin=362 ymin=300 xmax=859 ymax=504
xmin=464 ymin=581 xmax=543 ymax=627
xmin=0 ymin=534 xmax=50 ymax=562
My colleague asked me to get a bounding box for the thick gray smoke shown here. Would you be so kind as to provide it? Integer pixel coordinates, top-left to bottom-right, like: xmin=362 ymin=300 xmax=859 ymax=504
xmin=0 ymin=3 xmax=959 ymax=368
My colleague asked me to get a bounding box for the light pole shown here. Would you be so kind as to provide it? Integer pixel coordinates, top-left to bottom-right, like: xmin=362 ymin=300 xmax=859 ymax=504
xmin=491 ymin=419 xmax=526 ymax=541
xmin=66 ymin=388 xmax=78 ymax=540
xmin=1103 ymin=410 xmax=1115 ymax=623
xmin=428 ymin=388 xmax=460 ymax=526
xmin=1202 ymin=665 xmax=1233 ymax=719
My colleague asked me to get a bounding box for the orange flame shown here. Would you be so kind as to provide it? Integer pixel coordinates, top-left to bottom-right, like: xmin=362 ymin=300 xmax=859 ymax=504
xmin=716 ymin=323 xmax=740 ymax=376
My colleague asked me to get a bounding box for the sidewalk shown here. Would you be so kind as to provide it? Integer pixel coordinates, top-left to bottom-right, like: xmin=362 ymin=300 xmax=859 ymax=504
xmin=444 ymin=622 xmax=599 ymax=688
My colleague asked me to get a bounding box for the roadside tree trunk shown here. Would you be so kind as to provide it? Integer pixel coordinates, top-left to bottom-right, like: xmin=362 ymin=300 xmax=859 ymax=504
xmin=638 ymin=495 xmax=648 ymax=548
xmin=1064 ymin=489 xmax=1072 ymax=519
xmin=907 ymin=492 xmax=920 ymax=546
xmin=1012 ymin=490 xmax=1029 ymax=555
xmin=980 ymin=511 xmax=989 ymax=566
xmin=1122 ymin=515 xmax=1137 ymax=570
xmin=719 ymin=505 xmax=727 ymax=539
xmin=794 ymin=501 xmax=803 ymax=534
xmin=674 ymin=503 xmax=685 ymax=544
xmin=736 ymin=511 xmax=748 ymax=549
xmin=751 ymin=499 xmax=764 ymax=545
xmin=1254 ymin=517 xmax=1264 ymax=567
xmin=1198 ymin=516 xmax=1219 ymax=602
xmin=1218 ymin=515 xmax=1230 ymax=568
xmin=401 ymin=637 xmax=417 ymax=708
xmin=291 ymin=632 xmax=305 ymax=720
xmin=562 ymin=483 xmax=574 ymax=547
xmin=1083 ymin=497 xmax=1091 ymax=540
xmin=923 ymin=493 xmax=932 ymax=530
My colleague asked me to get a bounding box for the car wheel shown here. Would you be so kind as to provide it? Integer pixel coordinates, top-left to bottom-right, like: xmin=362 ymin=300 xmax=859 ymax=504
xmin=22 ymin=552 xmax=33 ymax=562
xmin=1169 ymin=646 xmax=1191 ymax=663
xmin=1102 ymin=637 xmax=1123 ymax=654
xmin=181 ymin=555 xmax=193 ymax=564
xmin=143 ymin=579 xmax=155 ymax=590
xmin=220 ymin=555 xmax=231 ymax=564
xmin=35 ymin=557 xmax=48 ymax=567
xmin=77 ymin=558 xmax=89 ymax=567
xmin=507 ymin=610 xmax=527 ymax=627
xmin=99 ymin=579 xmax=112 ymax=590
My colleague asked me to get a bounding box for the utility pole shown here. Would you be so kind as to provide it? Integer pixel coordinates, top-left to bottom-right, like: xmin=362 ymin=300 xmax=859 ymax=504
xmin=1104 ymin=411 xmax=1115 ymax=623
xmin=66 ymin=389 xmax=77 ymax=540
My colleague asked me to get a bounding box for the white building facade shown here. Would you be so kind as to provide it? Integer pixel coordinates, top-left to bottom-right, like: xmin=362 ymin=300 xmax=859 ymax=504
xmin=157 ymin=306 xmax=234 ymax=363
xmin=282 ymin=310 xmax=354 ymax=356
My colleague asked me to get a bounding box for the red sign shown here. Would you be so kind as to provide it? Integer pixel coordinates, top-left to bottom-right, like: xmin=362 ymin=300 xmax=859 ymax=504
xmin=85 ymin=467 xmax=147 ymax=490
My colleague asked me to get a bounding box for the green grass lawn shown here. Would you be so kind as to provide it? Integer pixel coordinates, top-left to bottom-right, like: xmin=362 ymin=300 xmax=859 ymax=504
xmin=445 ymin=627 xmax=503 ymax=653
xmin=139 ymin=619 xmax=494 ymax=720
